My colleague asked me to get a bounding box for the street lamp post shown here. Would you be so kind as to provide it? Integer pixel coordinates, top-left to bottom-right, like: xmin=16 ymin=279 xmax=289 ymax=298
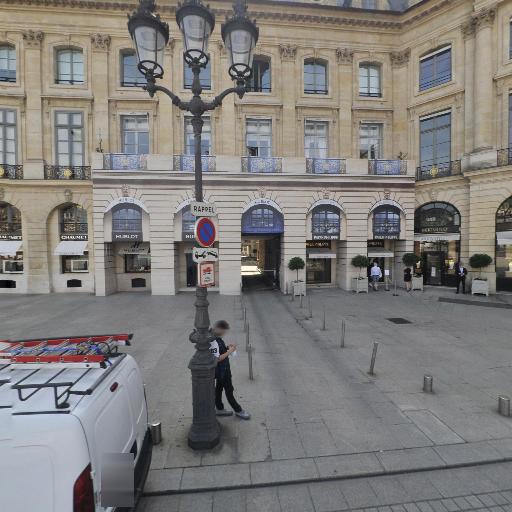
xmin=128 ymin=0 xmax=258 ymax=449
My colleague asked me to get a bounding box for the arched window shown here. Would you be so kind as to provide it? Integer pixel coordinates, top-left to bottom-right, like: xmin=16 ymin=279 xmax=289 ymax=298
xmin=414 ymin=202 xmax=460 ymax=234
xmin=311 ymin=206 xmax=340 ymax=240
xmin=304 ymin=58 xmax=328 ymax=95
xmin=496 ymin=197 xmax=512 ymax=291
xmin=359 ymin=63 xmax=381 ymax=97
xmin=112 ymin=204 xmax=142 ymax=240
xmin=242 ymin=205 xmax=284 ymax=234
xmin=56 ymin=48 xmax=84 ymax=85
xmin=0 ymin=202 xmax=21 ymax=237
xmin=373 ymin=205 xmax=401 ymax=239
xmin=496 ymin=197 xmax=512 ymax=232
xmin=60 ymin=205 xmax=88 ymax=239
xmin=0 ymin=44 xmax=16 ymax=82
xmin=121 ymin=50 xmax=145 ymax=87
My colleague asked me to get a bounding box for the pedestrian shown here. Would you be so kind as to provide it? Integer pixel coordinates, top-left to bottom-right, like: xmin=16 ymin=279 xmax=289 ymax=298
xmin=404 ymin=266 xmax=412 ymax=292
xmin=455 ymin=261 xmax=468 ymax=294
xmin=370 ymin=261 xmax=382 ymax=291
xmin=210 ymin=320 xmax=251 ymax=420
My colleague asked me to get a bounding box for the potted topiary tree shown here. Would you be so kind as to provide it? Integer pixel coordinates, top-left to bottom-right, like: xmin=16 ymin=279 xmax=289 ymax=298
xmin=402 ymin=253 xmax=423 ymax=291
xmin=351 ymin=255 xmax=370 ymax=293
xmin=288 ymin=256 xmax=306 ymax=296
xmin=469 ymin=253 xmax=493 ymax=296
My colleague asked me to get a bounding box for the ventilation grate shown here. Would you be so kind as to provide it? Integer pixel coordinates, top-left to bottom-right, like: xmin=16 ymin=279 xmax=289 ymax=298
xmin=387 ymin=317 xmax=412 ymax=324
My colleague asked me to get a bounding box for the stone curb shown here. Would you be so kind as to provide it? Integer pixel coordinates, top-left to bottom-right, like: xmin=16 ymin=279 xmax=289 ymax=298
xmin=143 ymin=438 xmax=512 ymax=496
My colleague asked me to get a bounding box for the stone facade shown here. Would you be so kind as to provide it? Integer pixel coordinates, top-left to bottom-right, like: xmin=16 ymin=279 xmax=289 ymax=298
xmin=0 ymin=0 xmax=511 ymax=295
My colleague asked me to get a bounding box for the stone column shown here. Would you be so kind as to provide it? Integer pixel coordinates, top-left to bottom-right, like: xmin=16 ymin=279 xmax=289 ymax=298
xmin=471 ymin=8 xmax=496 ymax=167
xmin=336 ymin=48 xmax=354 ymax=157
xmin=22 ymin=30 xmax=44 ymax=179
xmin=279 ymin=45 xmax=298 ymax=157
xmin=390 ymin=49 xmax=411 ymax=158
xmin=461 ymin=20 xmax=476 ymax=158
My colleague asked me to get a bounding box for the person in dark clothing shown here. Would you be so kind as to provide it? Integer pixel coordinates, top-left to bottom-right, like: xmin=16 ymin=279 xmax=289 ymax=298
xmin=404 ymin=267 xmax=412 ymax=292
xmin=455 ymin=261 xmax=468 ymax=294
xmin=210 ymin=320 xmax=251 ymax=420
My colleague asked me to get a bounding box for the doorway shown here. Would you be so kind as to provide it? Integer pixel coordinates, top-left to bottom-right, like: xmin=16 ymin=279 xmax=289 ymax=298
xmin=186 ymin=253 xmax=198 ymax=287
xmin=241 ymin=236 xmax=281 ymax=290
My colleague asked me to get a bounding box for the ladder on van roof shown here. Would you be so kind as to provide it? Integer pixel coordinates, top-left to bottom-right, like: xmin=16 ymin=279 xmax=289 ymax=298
xmin=0 ymin=333 xmax=132 ymax=369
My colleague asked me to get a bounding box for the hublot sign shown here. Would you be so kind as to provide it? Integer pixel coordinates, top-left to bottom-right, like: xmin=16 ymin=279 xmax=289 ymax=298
xmin=113 ymin=232 xmax=142 ymax=241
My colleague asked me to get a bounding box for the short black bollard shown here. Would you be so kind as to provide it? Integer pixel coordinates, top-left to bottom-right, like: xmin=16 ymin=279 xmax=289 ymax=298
xmin=321 ymin=305 xmax=326 ymax=331
xmin=307 ymin=296 xmax=312 ymax=319
xmin=245 ymin=322 xmax=250 ymax=352
xmin=423 ymin=375 xmax=433 ymax=393
xmin=340 ymin=319 xmax=346 ymax=348
xmin=368 ymin=342 xmax=379 ymax=375
xmin=498 ymin=395 xmax=511 ymax=417
xmin=393 ymin=280 xmax=399 ymax=296
xmin=248 ymin=344 xmax=254 ymax=381
xmin=150 ymin=422 xmax=162 ymax=445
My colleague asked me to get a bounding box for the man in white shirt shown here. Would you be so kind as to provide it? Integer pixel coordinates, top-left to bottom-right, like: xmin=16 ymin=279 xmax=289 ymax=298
xmin=370 ymin=261 xmax=382 ymax=291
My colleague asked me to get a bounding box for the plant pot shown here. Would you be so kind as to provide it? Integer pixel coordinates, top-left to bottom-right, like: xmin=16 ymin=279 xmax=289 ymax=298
xmin=471 ymin=279 xmax=489 ymax=297
xmin=412 ymin=276 xmax=424 ymax=291
xmin=293 ymin=281 xmax=306 ymax=296
xmin=352 ymin=277 xmax=368 ymax=294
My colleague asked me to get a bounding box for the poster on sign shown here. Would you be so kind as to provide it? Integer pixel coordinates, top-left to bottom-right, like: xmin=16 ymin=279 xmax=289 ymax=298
xmin=199 ymin=262 xmax=215 ymax=287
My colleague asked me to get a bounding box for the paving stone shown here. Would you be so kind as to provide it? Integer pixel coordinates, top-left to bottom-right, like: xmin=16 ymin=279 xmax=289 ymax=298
xmin=404 ymin=504 xmax=422 ymax=512
xmin=479 ymin=495 xmax=499 ymax=507
xmin=453 ymin=497 xmax=472 ymax=509
xmin=246 ymin=487 xmax=280 ymax=512
xmin=440 ymin=498 xmax=460 ymax=512
xmin=368 ymin=476 xmax=411 ymax=505
xmin=434 ymin=442 xmax=502 ymax=466
xmin=397 ymin=473 xmax=443 ymax=502
xmin=465 ymin=496 xmax=484 ymax=508
xmin=391 ymin=506 xmax=407 ymax=512
xmin=268 ymin=427 xmax=306 ymax=460
xmin=377 ymin=447 xmax=446 ymax=472
xmin=180 ymin=463 xmax=251 ymax=491
xmin=416 ymin=502 xmax=434 ymax=512
xmin=404 ymin=411 xmax=464 ymax=446
xmin=138 ymin=495 xmax=181 ymax=512
xmin=144 ymin=468 xmax=183 ymax=493
xmin=308 ymin=481 xmax=349 ymax=512
xmin=297 ymin=421 xmax=338 ymax=457
xmin=278 ymin=484 xmax=314 ymax=512
xmin=315 ymin=452 xmax=384 ymax=479
xmin=428 ymin=499 xmax=448 ymax=512
xmin=338 ymin=479 xmax=382 ymax=509
xmin=250 ymin=458 xmax=318 ymax=485
xmin=212 ymin=489 xmax=247 ymax=512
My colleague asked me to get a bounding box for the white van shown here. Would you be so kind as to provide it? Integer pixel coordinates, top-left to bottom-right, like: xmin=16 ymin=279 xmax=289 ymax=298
xmin=0 ymin=334 xmax=153 ymax=512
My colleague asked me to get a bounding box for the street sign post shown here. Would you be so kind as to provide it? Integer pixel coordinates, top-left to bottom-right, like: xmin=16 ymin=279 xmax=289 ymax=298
xmin=191 ymin=201 xmax=217 ymax=217
xmin=194 ymin=217 xmax=216 ymax=248
xmin=199 ymin=262 xmax=215 ymax=287
xmin=192 ymin=247 xmax=219 ymax=263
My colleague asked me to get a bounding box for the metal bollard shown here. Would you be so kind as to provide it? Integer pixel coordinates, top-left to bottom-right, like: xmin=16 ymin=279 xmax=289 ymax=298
xmin=368 ymin=342 xmax=379 ymax=375
xmin=285 ymin=282 xmax=288 ymax=295
xmin=321 ymin=305 xmax=326 ymax=331
xmin=385 ymin=277 xmax=390 ymax=292
xmin=150 ymin=421 xmax=162 ymax=445
xmin=340 ymin=319 xmax=346 ymax=348
xmin=423 ymin=375 xmax=434 ymax=393
xmin=300 ymin=293 xmax=304 ymax=308
xmin=248 ymin=344 xmax=254 ymax=381
xmin=245 ymin=322 xmax=250 ymax=352
xmin=498 ymin=396 xmax=511 ymax=417
xmin=393 ymin=280 xmax=398 ymax=297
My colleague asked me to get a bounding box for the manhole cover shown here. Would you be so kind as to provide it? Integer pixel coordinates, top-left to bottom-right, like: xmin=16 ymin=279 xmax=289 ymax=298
xmin=387 ymin=318 xmax=412 ymax=324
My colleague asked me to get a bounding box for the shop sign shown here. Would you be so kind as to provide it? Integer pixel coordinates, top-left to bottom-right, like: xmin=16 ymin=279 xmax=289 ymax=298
xmin=190 ymin=201 xmax=217 ymax=217
xmin=192 ymin=247 xmax=219 ymax=263
xmin=60 ymin=233 xmax=88 ymax=241
xmin=374 ymin=234 xmax=399 ymax=240
xmin=118 ymin=242 xmax=150 ymax=255
xmin=184 ymin=233 xmax=195 ymax=240
xmin=419 ymin=226 xmax=450 ymax=234
xmin=312 ymin=233 xmax=339 ymax=241
xmin=199 ymin=262 xmax=215 ymax=287
xmin=0 ymin=234 xmax=22 ymax=241
xmin=306 ymin=240 xmax=330 ymax=249
xmin=113 ymin=232 xmax=142 ymax=241
xmin=367 ymin=240 xmax=385 ymax=248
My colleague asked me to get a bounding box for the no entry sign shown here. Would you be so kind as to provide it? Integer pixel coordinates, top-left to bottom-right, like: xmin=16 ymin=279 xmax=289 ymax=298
xmin=194 ymin=217 xmax=216 ymax=247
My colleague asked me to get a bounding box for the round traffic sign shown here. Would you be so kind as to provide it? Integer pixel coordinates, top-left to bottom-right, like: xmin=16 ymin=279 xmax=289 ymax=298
xmin=194 ymin=217 xmax=216 ymax=247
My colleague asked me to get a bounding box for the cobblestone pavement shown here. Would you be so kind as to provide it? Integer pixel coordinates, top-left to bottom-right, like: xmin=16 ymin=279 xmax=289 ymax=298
xmin=138 ymin=462 xmax=512 ymax=511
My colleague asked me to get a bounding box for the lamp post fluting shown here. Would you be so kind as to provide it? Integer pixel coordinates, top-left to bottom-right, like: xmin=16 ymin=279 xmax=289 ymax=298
xmin=128 ymin=0 xmax=258 ymax=449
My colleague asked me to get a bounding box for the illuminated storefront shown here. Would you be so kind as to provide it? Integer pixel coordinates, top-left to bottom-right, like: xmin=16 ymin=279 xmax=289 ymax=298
xmin=496 ymin=197 xmax=512 ymax=292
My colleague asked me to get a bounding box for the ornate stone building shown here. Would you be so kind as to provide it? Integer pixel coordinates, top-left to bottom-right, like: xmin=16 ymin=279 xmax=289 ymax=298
xmin=0 ymin=0 xmax=511 ymax=295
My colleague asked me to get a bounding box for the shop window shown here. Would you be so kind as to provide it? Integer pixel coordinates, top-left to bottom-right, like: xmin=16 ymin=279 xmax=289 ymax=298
xmin=55 ymin=111 xmax=84 ymax=166
xmin=242 ymin=205 xmax=284 ymax=234
xmin=359 ymin=123 xmax=383 ymax=159
xmin=121 ymin=50 xmax=145 ymax=87
xmin=2 ymin=258 xmax=23 ymax=273
xmin=359 ymin=63 xmax=381 ymax=97
xmin=184 ymin=117 xmax=211 ymax=155
xmin=0 ymin=109 xmax=17 ymax=165
xmin=419 ymin=111 xmax=451 ymax=172
xmin=496 ymin=196 xmax=512 ymax=292
xmin=311 ymin=206 xmax=340 ymax=240
xmin=246 ymin=56 xmax=271 ymax=92
xmin=373 ymin=206 xmax=400 ymax=239
xmin=246 ymin=118 xmax=272 ymax=157
xmin=419 ymin=46 xmax=451 ymax=91
xmin=67 ymin=279 xmax=82 ymax=288
xmin=0 ymin=202 xmax=21 ymax=236
xmin=112 ymin=205 xmax=142 ymax=240
xmin=61 ymin=204 xmax=88 ymax=239
xmin=184 ymin=60 xmax=211 ymax=90
xmin=56 ymin=48 xmax=84 ymax=85
xmin=0 ymin=279 xmax=15 ymax=288
xmin=132 ymin=278 xmax=147 ymax=288
xmin=182 ymin=206 xmax=195 ymax=240
xmin=125 ymin=254 xmax=151 ymax=273
xmin=121 ymin=115 xmax=149 ymax=155
xmin=62 ymin=254 xmax=89 ymax=273
xmin=0 ymin=44 xmax=16 ymax=82
xmin=304 ymin=120 xmax=328 ymax=159
xmin=414 ymin=202 xmax=460 ymax=234
xmin=304 ymin=58 xmax=328 ymax=95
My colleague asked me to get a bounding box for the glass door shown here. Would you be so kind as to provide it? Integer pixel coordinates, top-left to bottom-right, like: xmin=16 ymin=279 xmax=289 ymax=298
xmin=424 ymin=251 xmax=444 ymax=285
xmin=186 ymin=253 xmax=197 ymax=287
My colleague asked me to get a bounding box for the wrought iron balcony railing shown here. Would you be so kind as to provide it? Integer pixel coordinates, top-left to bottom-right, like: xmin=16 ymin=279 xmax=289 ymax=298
xmin=242 ymin=156 xmax=282 ymax=174
xmin=0 ymin=164 xmax=23 ymax=180
xmin=497 ymin=148 xmax=512 ymax=167
xmin=306 ymin=158 xmax=346 ymax=175
xmin=61 ymin=222 xmax=88 ymax=235
xmin=368 ymin=159 xmax=407 ymax=175
xmin=173 ymin=155 xmax=216 ymax=172
xmin=416 ymin=160 xmax=462 ymax=181
xmin=0 ymin=222 xmax=22 ymax=238
xmin=103 ymin=153 xmax=148 ymax=170
xmin=44 ymin=165 xmax=91 ymax=180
